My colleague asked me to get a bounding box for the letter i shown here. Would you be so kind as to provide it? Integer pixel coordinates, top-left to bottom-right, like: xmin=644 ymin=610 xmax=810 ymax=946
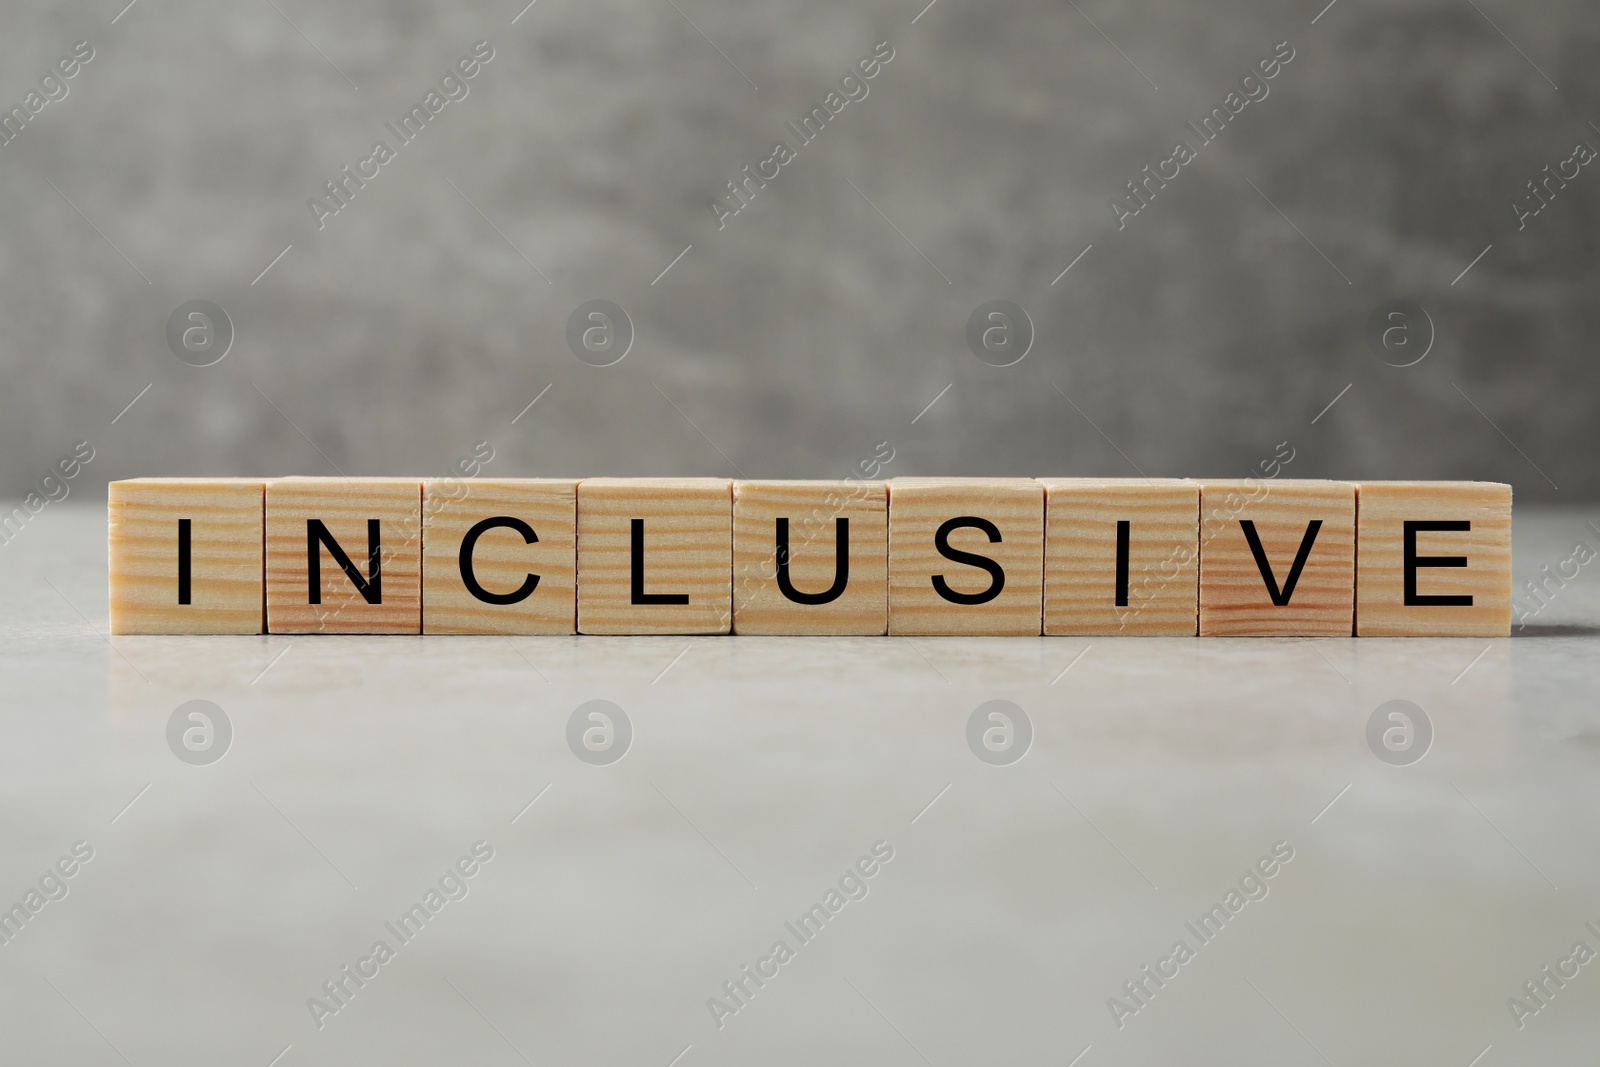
xmin=1115 ymin=520 xmax=1130 ymax=607
xmin=178 ymin=519 xmax=192 ymax=605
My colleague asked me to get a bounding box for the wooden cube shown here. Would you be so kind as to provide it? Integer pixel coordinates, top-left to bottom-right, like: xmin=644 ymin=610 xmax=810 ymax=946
xmin=1355 ymin=481 xmax=1511 ymax=636
xmin=1041 ymin=478 xmax=1198 ymax=635
xmin=423 ymin=479 xmax=578 ymax=634
xmin=577 ymin=478 xmax=732 ymax=634
xmin=1198 ymin=480 xmax=1355 ymax=637
xmin=733 ymin=480 xmax=887 ymax=635
xmin=108 ymin=478 xmax=264 ymax=634
xmin=888 ymin=478 xmax=1044 ymax=636
xmin=266 ymin=478 xmax=422 ymax=634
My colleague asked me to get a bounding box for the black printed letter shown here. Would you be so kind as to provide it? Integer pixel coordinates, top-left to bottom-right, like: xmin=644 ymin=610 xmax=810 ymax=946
xmin=931 ymin=516 xmax=1005 ymax=605
xmin=632 ymin=518 xmax=689 ymax=605
xmin=307 ymin=519 xmax=382 ymax=605
xmin=1115 ymin=520 xmax=1130 ymax=607
xmin=1404 ymin=520 xmax=1472 ymax=606
xmin=1240 ymin=519 xmax=1320 ymax=606
xmin=459 ymin=516 xmax=540 ymax=605
xmin=775 ymin=517 xmax=849 ymax=605
xmin=177 ymin=519 xmax=192 ymax=605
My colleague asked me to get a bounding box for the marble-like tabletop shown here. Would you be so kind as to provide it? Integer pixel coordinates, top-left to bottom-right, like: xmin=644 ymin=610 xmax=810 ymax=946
xmin=2 ymin=503 xmax=1597 ymax=1065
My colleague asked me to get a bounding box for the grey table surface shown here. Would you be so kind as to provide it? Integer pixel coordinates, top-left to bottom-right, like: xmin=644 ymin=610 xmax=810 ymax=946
xmin=2 ymin=502 xmax=1599 ymax=1066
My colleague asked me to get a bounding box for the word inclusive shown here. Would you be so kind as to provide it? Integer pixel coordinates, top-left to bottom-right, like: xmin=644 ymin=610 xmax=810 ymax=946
xmin=107 ymin=477 xmax=1512 ymax=637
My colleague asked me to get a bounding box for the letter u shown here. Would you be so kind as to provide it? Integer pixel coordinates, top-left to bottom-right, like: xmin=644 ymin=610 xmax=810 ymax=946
xmin=774 ymin=517 xmax=849 ymax=605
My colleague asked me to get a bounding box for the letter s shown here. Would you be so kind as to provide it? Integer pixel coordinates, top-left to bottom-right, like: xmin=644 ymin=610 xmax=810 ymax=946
xmin=73 ymin=41 xmax=96 ymax=62
xmin=931 ymin=516 xmax=1005 ymax=605
xmin=472 ymin=839 xmax=495 ymax=863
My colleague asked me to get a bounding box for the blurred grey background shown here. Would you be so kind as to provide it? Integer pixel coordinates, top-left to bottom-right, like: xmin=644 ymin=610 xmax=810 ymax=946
xmin=1 ymin=0 xmax=1595 ymax=500
xmin=5 ymin=6 xmax=1600 ymax=1062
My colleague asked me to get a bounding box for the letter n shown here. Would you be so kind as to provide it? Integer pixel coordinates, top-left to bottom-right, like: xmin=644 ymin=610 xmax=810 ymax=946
xmin=307 ymin=519 xmax=382 ymax=604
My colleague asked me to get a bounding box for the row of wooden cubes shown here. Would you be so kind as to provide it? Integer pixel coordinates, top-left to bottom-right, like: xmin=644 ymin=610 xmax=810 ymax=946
xmin=107 ymin=477 xmax=1512 ymax=636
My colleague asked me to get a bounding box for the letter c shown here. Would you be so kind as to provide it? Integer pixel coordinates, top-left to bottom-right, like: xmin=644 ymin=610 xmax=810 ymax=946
xmin=1155 ymin=956 xmax=1179 ymax=978
xmin=459 ymin=516 xmax=540 ymax=605
xmin=756 ymin=955 xmax=780 ymax=978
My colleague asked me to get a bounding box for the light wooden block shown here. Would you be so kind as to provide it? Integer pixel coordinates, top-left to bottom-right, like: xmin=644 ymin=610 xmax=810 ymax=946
xmin=733 ymin=480 xmax=887 ymax=635
xmin=1041 ymin=478 xmax=1197 ymax=636
xmin=1355 ymin=481 xmax=1511 ymax=636
xmin=888 ymin=478 xmax=1043 ymax=636
xmin=577 ymin=478 xmax=732 ymax=634
xmin=108 ymin=478 xmax=264 ymax=634
xmin=266 ymin=478 xmax=422 ymax=634
xmin=1198 ymin=480 xmax=1355 ymax=636
xmin=422 ymin=479 xmax=578 ymax=635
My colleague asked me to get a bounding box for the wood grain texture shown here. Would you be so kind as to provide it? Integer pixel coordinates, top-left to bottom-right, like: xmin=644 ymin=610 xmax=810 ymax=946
xmin=1198 ymin=480 xmax=1355 ymax=636
xmin=423 ymin=479 xmax=578 ymax=635
xmin=888 ymin=478 xmax=1043 ymax=636
xmin=577 ymin=478 xmax=732 ymax=634
xmin=733 ymin=480 xmax=887 ymax=635
xmin=266 ymin=478 xmax=422 ymax=634
xmin=1041 ymin=478 xmax=1197 ymax=636
xmin=1356 ymin=481 xmax=1511 ymax=636
xmin=108 ymin=478 xmax=264 ymax=634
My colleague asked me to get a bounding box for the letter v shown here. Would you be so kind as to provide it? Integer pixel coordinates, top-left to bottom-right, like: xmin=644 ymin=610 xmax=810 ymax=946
xmin=1239 ymin=520 xmax=1321 ymax=606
